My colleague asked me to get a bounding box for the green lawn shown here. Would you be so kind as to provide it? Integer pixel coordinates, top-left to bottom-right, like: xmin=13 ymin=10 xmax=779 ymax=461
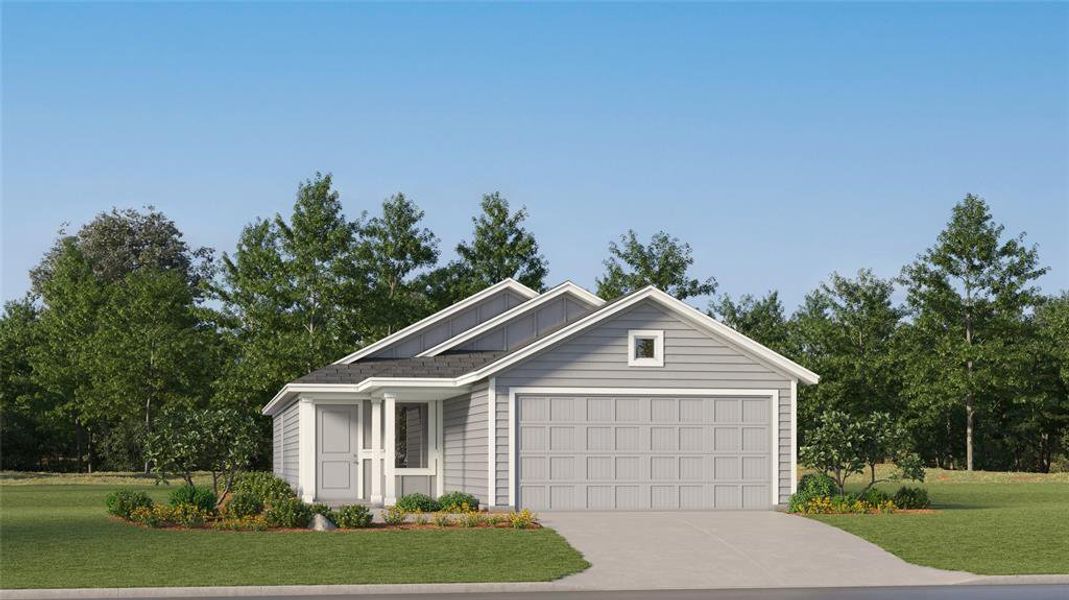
xmin=0 ymin=476 xmax=589 ymax=589
xmin=808 ymin=468 xmax=1069 ymax=575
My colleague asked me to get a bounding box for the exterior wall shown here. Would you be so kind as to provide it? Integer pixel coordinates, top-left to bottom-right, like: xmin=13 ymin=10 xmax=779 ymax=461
xmin=442 ymin=383 xmax=490 ymax=503
xmin=458 ymin=293 xmax=598 ymax=353
xmin=397 ymin=475 xmax=434 ymax=496
xmin=277 ymin=401 xmax=300 ymax=489
xmin=493 ymin=300 xmax=795 ymax=505
xmin=368 ymin=289 xmax=528 ymax=359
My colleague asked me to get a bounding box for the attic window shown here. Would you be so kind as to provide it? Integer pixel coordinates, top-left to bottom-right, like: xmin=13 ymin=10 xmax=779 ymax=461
xmin=628 ymin=330 xmax=664 ymax=367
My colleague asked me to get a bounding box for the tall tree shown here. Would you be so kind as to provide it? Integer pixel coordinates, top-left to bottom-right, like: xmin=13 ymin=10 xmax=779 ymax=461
xmin=791 ymin=270 xmax=905 ymax=436
xmin=899 ymin=195 xmax=1047 ymax=470
xmin=358 ymin=193 xmax=440 ymax=336
xmin=214 ymin=173 xmax=368 ymax=424
xmin=709 ymin=291 xmax=792 ymax=356
xmin=596 ymin=230 xmax=716 ymax=300
xmin=1013 ymin=293 xmax=1069 ymax=471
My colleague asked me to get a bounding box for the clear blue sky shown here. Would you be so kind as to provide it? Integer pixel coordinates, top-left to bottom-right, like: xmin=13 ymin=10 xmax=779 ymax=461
xmin=3 ymin=2 xmax=1067 ymax=310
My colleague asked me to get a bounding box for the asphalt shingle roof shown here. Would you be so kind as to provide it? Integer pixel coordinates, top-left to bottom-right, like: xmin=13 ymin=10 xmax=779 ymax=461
xmin=294 ymin=351 xmax=510 ymax=384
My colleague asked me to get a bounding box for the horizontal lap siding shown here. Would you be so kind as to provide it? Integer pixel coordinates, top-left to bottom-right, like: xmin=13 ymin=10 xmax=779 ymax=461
xmin=281 ymin=401 xmax=300 ymax=489
xmin=494 ymin=301 xmax=794 ymax=505
xmin=443 ymin=383 xmax=489 ymax=503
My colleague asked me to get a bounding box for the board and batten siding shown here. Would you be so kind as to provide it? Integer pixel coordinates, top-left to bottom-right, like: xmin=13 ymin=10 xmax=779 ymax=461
xmin=442 ymin=382 xmax=490 ymax=503
xmin=457 ymin=294 xmax=598 ymax=353
xmin=492 ymin=300 xmax=795 ymax=505
xmin=368 ymin=289 xmax=527 ymax=359
xmin=271 ymin=400 xmax=300 ymax=489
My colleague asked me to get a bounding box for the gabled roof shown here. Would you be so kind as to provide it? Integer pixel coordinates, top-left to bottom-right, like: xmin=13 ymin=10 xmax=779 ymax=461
xmin=415 ymin=281 xmax=604 ymax=357
xmin=331 ymin=278 xmax=538 ymax=365
xmin=452 ymin=286 xmax=820 ymax=386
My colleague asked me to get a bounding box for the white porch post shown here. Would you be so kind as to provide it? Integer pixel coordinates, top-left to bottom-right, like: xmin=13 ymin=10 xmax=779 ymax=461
xmin=298 ymin=397 xmax=316 ymax=503
xmin=370 ymin=398 xmax=383 ymax=505
xmin=383 ymin=393 xmax=397 ymax=505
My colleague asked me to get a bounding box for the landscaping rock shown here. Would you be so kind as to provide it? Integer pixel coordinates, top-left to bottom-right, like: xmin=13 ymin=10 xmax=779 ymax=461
xmin=308 ymin=514 xmax=337 ymax=531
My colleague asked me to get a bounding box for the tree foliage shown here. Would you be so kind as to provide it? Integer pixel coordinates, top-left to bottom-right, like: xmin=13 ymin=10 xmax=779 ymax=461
xmin=709 ymin=291 xmax=791 ymax=356
xmin=596 ymin=230 xmax=716 ymax=300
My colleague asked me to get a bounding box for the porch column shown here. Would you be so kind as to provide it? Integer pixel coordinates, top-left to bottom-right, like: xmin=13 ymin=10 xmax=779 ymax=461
xmin=298 ymin=397 xmax=316 ymax=503
xmin=383 ymin=392 xmax=397 ymax=505
xmin=370 ymin=398 xmax=383 ymax=505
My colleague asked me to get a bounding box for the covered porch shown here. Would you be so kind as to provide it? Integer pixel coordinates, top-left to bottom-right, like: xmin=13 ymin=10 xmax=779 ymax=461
xmin=282 ymin=383 xmax=470 ymax=506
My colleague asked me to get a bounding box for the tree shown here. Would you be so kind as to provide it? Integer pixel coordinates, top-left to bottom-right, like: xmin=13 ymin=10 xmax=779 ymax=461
xmin=214 ymin=173 xmax=368 ymax=431
xmin=856 ymin=413 xmax=925 ymax=494
xmin=709 ymin=291 xmax=792 ymax=356
xmin=791 ymin=270 xmax=904 ymax=433
xmin=358 ymin=193 xmax=440 ymax=337
xmin=1012 ymin=293 xmax=1069 ymax=471
xmin=453 ymin=192 xmax=547 ymax=294
xmin=595 ymin=230 xmax=716 ymax=300
xmin=900 ymin=195 xmax=1047 ymax=470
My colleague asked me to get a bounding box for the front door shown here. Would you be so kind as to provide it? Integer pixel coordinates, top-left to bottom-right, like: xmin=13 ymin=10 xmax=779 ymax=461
xmin=316 ymin=404 xmax=359 ymax=502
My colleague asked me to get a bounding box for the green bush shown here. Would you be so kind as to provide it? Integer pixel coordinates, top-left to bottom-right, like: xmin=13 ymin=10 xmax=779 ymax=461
xmin=861 ymin=487 xmax=892 ymax=506
xmin=382 ymin=505 xmax=407 ymax=526
xmin=130 ymin=505 xmax=173 ymax=528
xmin=170 ymin=503 xmax=210 ymax=527
xmin=893 ymin=486 xmax=931 ymax=509
xmin=438 ymin=491 xmax=480 ymax=512
xmin=210 ymin=515 xmax=268 ymax=531
xmin=169 ymin=485 xmax=217 ymax=513
xmin=333 ymin=504 xmax=373 ymax=528
xmin=308 ymin=503 xmax=333 ymax=517
xmin=264 ymin=497 xmax=312 ymax=528
xmin=798 ymin=472 xmax=838 ymax=497
xmin=105 ymin=489 xmax=154 ymax=519
xmin=232 ymin=472 xmax=296 ymax=507
xmin=224 ymin=491 xmax=263 ymax=518
xmin=395 ymin=493 xmax=439 ymax=513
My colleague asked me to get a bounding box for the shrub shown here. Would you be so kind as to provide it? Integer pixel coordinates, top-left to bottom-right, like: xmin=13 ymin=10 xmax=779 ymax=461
xmin=224 ymin=491 xmax=264 ymax=518
xmin=170 ymin=503 xmax=210 ymax=527
xmin=861 ymin=488 xmax=892 ymax=506
xmin=485 ymin=513 xmax=507 ymax=527
xmin=105 ymin=489 xmax=153 ymax=519
xmin=232 ymin=472 xmax=296 ymax=507
xmin=412 ymin=510 xmax=429 ymax=526
xmin=829 ymin=494 xmax=867 ymax=514
xmin=210 ymin=515 xmax=269 ymax=531
xmin=460 ymin=510 xmax=483 ymax=528
xmin=264 ymin=497 xmax=313 ymax=528
xmin=395 ymin=493 xmax=439 ymax=513
xmin=893 ymin=486 xmax=931 ymax=509
xmin=438 ymin=491 xmax=480 ymax=512
xmin=308 ymin=503 xmax=333 ymax=517
xmin=333 ymin=504 xmax=373 ymax=529
xmin=169 ymin=485 xmax=217 ymax=513
xmin=431 ymin=512 xmax=452 ymax=527
xmin=130 ymin=505 xmax=174 ymax=528
xmin=508 ymin=508 xmax=536 ymax=529
xmin=382 ymin=505 xmax=407 ymax=526
xmin=798 ymin=473 xmax=837 ymax=497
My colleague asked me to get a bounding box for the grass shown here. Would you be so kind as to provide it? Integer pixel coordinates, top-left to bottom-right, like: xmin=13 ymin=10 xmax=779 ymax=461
xmin=0 ymin=477 xmax=589 ymax=589
xmin=806 ymin=468 xmax=1069 ymax=575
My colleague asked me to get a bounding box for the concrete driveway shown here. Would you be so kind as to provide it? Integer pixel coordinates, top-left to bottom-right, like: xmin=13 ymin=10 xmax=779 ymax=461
xmin=540 ymin=511 xmax=976 ymax=590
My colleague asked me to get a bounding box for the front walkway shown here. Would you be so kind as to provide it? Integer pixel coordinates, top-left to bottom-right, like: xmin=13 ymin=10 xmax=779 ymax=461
xmin=540 ymin=511 xmax=975 ymax=589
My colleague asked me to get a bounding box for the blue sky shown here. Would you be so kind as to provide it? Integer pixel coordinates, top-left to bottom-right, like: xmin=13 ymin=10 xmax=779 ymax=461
xmin=3 ymin=2 xmax=1067 ymax=310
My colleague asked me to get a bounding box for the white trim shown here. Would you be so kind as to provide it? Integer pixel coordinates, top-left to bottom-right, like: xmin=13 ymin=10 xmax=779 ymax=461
xmin=771 ymin=389 xmax=781 ymax=505
xmin=435 ymin=401 xmax=445 ymax=498
xmin=297 ymin=398 xmax=316 ymax=503
xmin=507 ymin=387 xmax=780 ymax=509
xmin=487 ymin=377 xmax=497 ymax=507
xmin=383 ymin=393 xmax=397 ymax=505
xmin=370 ymin=398 xmax=383 ymax=504
xmin=790 ymin=379 xmax=798 ymax=495
xmin=627 ymin=329 xmax=664 ymax=367
xmin=416 ymin=281 xmax=605 ymax=357
xmin=332 ymin=279 xmax=538 ymax=365
xmin=262 ymin=379 xmax=462 ymax=416
xmin=356 ymin=400 xmax=364 ymax=500
xmin=457 ymin=287 xmax=820 ymax=386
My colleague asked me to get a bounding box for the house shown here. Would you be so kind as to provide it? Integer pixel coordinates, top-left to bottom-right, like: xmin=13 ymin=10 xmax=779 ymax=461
xmin=263 ymin=278 xmax=819 ymax=511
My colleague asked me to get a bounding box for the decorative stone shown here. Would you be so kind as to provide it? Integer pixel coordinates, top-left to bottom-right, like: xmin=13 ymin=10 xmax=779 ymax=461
xmin=308 ymin=513 xmax=337 ymax=531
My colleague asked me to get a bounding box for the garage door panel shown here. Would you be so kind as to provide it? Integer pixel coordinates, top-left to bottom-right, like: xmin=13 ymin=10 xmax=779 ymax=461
xmin=518 ymin=394 xmax=772 ymax=511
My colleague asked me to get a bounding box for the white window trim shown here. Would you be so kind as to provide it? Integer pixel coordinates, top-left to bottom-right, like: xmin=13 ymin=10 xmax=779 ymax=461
xmin=393 ymin=399 xmax=436 ymax=474
xmin=508 ymin=387 xmax=781 ymax=508
xmin=627 ymin=329 xmax=664 ymax=367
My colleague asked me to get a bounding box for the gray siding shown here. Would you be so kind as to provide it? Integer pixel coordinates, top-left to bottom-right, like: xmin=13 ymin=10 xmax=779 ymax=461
xmin=280 ymin=401 xmax=300 ymax=489
xmin=494 ymin=300 xmax=794 ymax=505
xmin=369 ymin=289 xmax=527 ymax=359
xmin=457 ymin=292 xmax=598 ymax=353
xmin=442 ymin=383 xmax=490 ymax=503
xmin=272 ymin=413 xmax=283 ymax=474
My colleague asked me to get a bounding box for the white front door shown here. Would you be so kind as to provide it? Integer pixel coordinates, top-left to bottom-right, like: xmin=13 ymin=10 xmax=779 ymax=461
xmin=316 ymin=404 xmax=359 ymax=502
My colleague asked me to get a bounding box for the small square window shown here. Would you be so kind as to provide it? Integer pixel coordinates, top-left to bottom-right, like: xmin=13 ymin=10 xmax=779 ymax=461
xmin=628 ymin=330 xmax=664 ymax=367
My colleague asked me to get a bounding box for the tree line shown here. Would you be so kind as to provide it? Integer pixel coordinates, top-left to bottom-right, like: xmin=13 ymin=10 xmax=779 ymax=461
xmin=1 ymin=175 xmax=1065 ymax=473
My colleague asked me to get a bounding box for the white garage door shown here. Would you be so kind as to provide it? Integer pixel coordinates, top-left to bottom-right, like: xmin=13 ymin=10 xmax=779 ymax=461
xmin=517 ymin=393 xmax=774 ymax=510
